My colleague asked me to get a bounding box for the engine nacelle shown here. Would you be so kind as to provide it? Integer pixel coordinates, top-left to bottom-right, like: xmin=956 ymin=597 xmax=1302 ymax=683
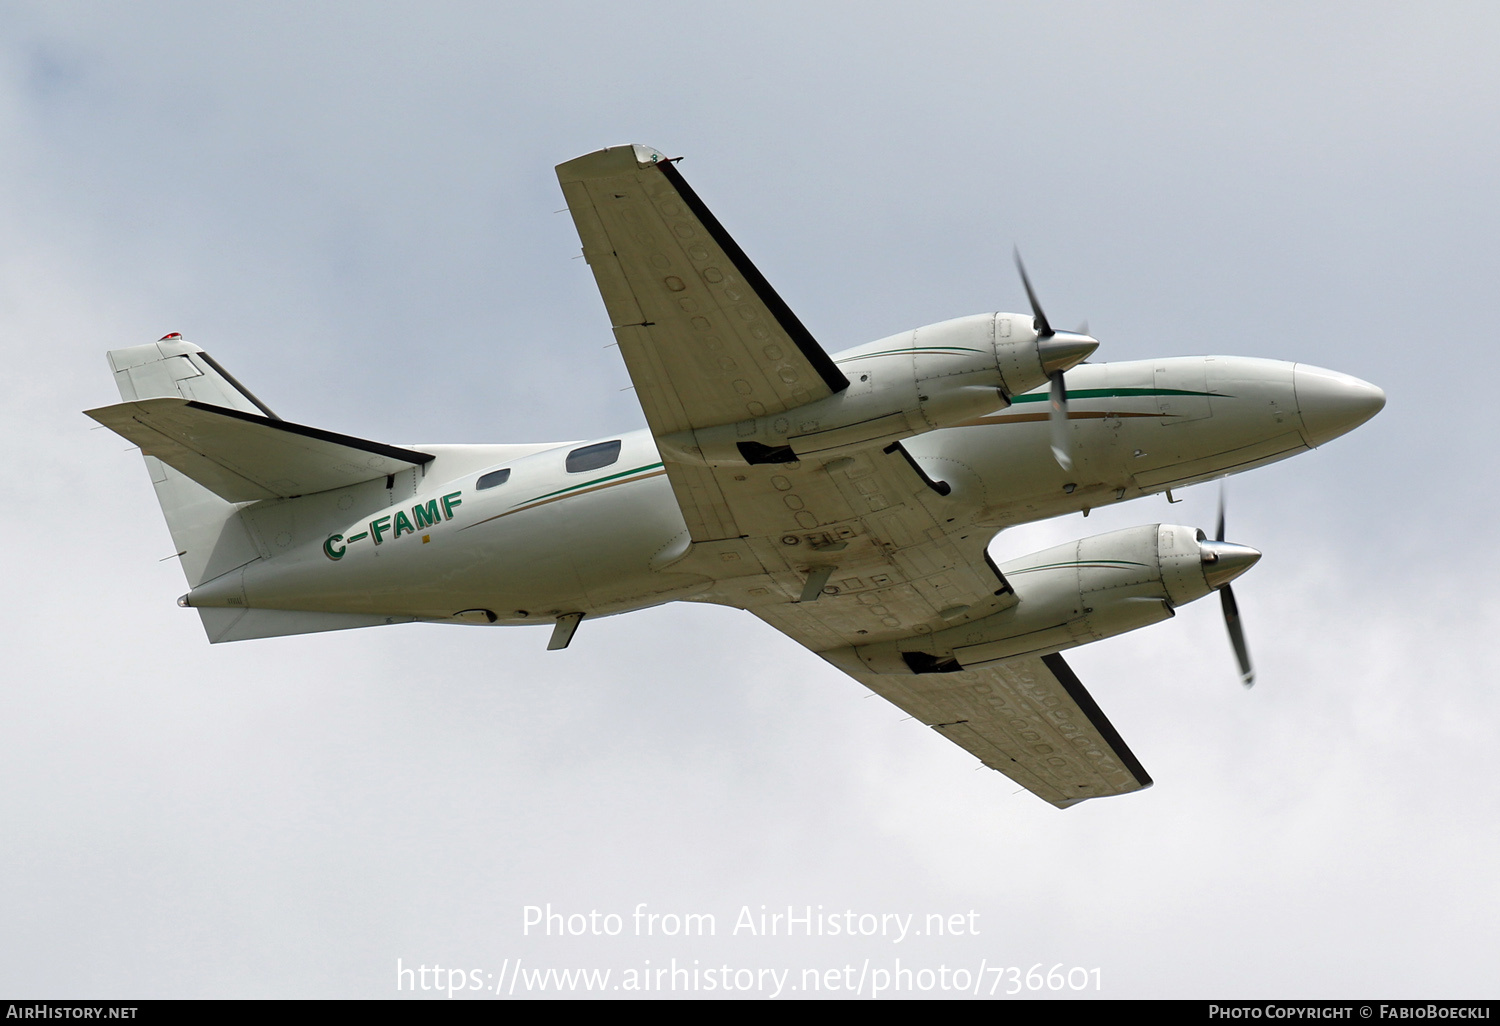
xmin=827 ymin=524 xmax=1259 ymax=675
xmin=659 ymin=312 xmax=1094 ymax=466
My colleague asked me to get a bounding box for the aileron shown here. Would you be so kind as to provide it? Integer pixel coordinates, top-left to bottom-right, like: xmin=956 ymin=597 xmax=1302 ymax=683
xmin=821 ymin=645 xmax=1151 ymax=808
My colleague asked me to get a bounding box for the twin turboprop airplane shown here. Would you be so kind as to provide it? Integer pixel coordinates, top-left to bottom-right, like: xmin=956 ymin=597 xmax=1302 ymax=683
xmin=87 ymin=144 xmax=1385 ymax=808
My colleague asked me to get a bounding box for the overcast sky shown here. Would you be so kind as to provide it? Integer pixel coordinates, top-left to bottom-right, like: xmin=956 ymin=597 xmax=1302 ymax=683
xmin=2 ymin=2 xmax=1496 ymax=999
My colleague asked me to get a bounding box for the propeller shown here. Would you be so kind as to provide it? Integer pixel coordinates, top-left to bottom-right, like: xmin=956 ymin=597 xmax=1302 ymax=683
xmin=1048 ymin=365 xmax=1071 ymax=472
xmin=1204 ymin=485 xmax=1256 ymax=688
xmin=1014 ymin=250 xmax=1096 ymax=472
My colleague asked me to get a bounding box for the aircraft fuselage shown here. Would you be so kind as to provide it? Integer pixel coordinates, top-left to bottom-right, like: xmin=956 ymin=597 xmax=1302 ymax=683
xmin=182 ymin=350 xmax=1382 ymax=632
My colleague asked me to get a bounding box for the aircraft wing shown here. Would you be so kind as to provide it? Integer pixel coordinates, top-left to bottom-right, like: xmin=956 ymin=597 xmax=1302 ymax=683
xmin=757 ymin=598 xmax=1154 ymax=809
xmin=559 ymin=144 xmax=855 ymax=541
xmin=705 ymin=451 xmax=1153 ymax=808
xmin=637 ymin=423 xmax=1149 ymax=809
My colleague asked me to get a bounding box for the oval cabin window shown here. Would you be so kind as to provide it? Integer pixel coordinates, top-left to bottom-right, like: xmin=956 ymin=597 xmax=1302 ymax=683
xmin=565 ymin=440 xmax=622 ymax=473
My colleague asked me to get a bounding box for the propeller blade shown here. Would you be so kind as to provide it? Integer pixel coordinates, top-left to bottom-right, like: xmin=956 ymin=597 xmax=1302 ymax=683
xmin=1220 ymin=584 xmax=1254 ymax=688
xmin=1012 ymin=250 xmax=1092 ymax=472
xmin=1013 ymin=249 xmax=1053 ymax=338
xmin=1212 ymin=482 xmax=1254 ymax=687
xmin=1049 ymin=371 xmax=1072 ymax=471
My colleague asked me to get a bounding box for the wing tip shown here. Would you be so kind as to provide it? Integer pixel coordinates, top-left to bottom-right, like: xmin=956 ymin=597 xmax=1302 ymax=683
xmin=1050 ymin=776 xmax=1154 ymax=810
xmin=556 ymin=143 xmax=669 ymax=181
xmin=1039 ymin=651 xmax=1153 ymax=789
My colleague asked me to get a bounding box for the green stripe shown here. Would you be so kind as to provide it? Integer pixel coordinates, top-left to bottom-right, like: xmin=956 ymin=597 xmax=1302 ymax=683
xmin=836 ymin=346 xmax=988 ymax=362
xmin=1011 ymin=387 xmax=1224 ymax=404
xmin=510 ymin=462 xmax=665 ymax=508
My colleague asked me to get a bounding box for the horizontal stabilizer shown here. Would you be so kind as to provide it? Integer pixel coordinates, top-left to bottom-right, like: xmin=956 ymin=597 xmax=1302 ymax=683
xmin=85 ymin=397 xmax=434 ymax=502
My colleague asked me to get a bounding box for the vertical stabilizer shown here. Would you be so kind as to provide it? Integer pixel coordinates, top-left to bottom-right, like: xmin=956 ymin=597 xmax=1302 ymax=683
xmin=106 ymin=337 xmax=264 ymax=588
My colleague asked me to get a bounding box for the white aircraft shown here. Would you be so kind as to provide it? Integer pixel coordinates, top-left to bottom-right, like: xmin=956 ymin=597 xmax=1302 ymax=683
xmin=87 ymin=144 xmax=1384 ymax=808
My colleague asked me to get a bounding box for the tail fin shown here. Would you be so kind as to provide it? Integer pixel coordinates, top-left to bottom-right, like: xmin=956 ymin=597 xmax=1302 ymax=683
xmin=109 ymin=333 xmax=280 ymax=419
xmin=101 ymin=335 xmax=422 ymax=643
xmin=105 ymin=335 xmax=267 ymax=588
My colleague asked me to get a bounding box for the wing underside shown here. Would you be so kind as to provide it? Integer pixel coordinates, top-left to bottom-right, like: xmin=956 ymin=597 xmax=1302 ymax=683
xmin=559 ymin=144 xmax=853 ymax=541
xmin=557 ymin=144 xmax=846 ymax=439
xmin=755 ymin=604 xmax=1152 ymax=808
xmin=892 ymin=652 xmax=1150 ymax=807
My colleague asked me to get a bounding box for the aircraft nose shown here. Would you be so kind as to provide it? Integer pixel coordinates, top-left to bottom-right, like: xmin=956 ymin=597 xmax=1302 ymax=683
xmin=1293 ymin=364 xmax=1386 ymax=447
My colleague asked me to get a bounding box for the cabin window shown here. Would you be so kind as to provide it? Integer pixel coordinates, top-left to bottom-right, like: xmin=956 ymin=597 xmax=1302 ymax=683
xmin=476 ymin=468 xmax=511 ymax=490
xmin=565 ymin=440 xmax=621 ymax=473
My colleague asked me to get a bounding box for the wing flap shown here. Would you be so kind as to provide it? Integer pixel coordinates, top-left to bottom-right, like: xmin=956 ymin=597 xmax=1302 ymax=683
xmin=665 ymin=461 xmax=741 ymax=541
xmin=707 ymin=444 xmax=1013 ymax=629
xmin=85 ymin=398 xmax=434 ymax=502
xmin=610 ymin=321 xmax=693 ymax=446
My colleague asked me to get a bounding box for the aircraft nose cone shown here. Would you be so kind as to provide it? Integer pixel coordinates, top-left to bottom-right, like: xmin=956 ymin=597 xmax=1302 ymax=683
xmin=1294 ymin=364 xmax=1386 ymax=447
xmin=1199 ymin=540 xmax=1262 ymax=590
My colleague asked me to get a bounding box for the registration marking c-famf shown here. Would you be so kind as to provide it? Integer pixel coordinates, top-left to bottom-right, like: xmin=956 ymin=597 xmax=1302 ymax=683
xmin=323 ymin=491 xmax=463 ymax=559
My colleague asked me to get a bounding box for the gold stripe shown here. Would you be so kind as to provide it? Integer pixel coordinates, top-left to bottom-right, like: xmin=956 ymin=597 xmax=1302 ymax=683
xmin=462 ymin=469 xmax=669 ymax=530
xmin=956 ymin=410 xmax=1162 ymax=427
